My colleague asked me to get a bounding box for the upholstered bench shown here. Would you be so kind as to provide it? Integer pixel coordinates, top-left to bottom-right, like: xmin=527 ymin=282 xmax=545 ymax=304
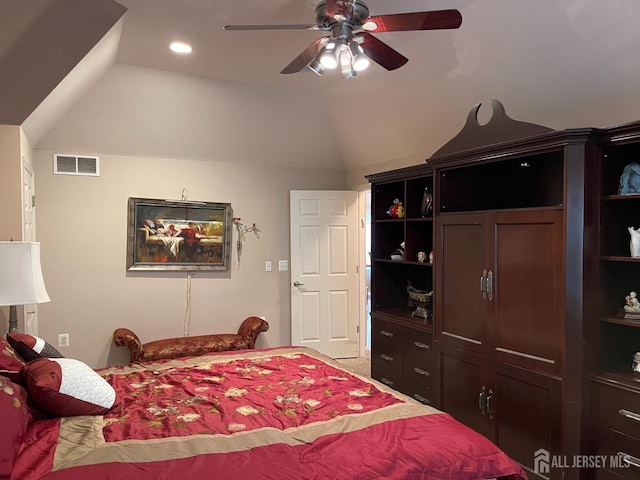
xmin=113 ymin=316 xmax=269 ymax=363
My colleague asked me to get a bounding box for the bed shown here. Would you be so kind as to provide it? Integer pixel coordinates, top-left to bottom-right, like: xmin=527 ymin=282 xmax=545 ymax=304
xmin=3 ymin=338 xmax=527 ymax=480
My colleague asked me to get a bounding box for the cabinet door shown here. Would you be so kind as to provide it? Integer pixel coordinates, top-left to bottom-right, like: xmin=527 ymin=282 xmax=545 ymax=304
xmin=490 ymin=361 xmax=562 ymax=479
xmin=491 ymin=209 xmax=564 ymax=376
xmin=436 ymin=213 xmax=489 ymax=353
xmin=438 ymin=343 xmax=490 ymax=438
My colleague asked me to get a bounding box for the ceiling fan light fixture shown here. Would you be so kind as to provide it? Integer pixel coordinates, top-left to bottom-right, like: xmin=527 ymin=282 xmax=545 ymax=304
xmin=349 ymin=41 xmax=370 ymax=72
xmin=318 ymin=42 xmax=338 ymax=69
xmin=319 ymin=51 xmax=338 ymax=69
xmin=339 ymin=46 xmax=356 ymax=79
xmin=308 ymin=57 xmax=325 ymax=76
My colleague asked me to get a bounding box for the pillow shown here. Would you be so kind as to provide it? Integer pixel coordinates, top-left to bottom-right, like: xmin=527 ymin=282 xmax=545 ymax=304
xmin=6 ymin=333 xmax=64 ymax=362
xmin=23 ymin=358 xmax=120 ymax=417
xmin=0 ymin=376 xmax=33 ymax=478
xmin=0 ymin=336 xmax=25 ymax=383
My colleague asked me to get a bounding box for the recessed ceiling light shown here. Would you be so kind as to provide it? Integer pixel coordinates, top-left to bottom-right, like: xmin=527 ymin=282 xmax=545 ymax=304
xmin=170 ymin=42 xmax=192 ymax=54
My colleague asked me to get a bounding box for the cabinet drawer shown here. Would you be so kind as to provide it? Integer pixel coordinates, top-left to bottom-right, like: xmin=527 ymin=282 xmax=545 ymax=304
xmin=403 ymin=330 xmax=433 ymax=359
xmin=402 ymin=375 xmax=433 ymax=405
xmin=402 ymin=385 xmax=433 ymax=406
xmin=404 ymin=355 xmax=432 ymax=385
xmin=371 ymin=364 xmax=404 ymax=392
xmin=371 ymin=319 xmax=404 ymax=375
xmin=371 ymin=319 xmax=403 ymax=348
xmin=591 ymin=423 xmax=640 ymax=479
xmin=592 ymin=381 xmax=640 ymax=439
xmin=371 ymin=350 xmax=403 ymax=375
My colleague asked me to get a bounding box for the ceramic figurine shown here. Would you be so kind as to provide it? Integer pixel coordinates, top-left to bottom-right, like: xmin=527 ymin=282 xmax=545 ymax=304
xmin=629 ymin=226 xmax=640 ymax=257
xmin=624 ymin=291 xmax=640 ymax=312
xmin=387 ymin=199 xmax=405 ymax=219
xmin=619 ymin=163 xmax=640 ymax=194
xmin=418 ymin=251 xmax=426 ymax=262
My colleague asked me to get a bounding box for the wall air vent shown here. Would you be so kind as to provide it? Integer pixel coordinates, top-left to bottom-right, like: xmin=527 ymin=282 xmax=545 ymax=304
xmin=53 ymin=154 xmax=100 ymax=176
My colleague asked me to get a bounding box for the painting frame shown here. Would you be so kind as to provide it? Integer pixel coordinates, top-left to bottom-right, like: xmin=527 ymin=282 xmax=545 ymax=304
xmin=126 ymin=197 xmax=233 ymax=272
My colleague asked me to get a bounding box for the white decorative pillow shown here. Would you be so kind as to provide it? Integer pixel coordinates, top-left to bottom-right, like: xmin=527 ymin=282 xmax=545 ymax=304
xmin=23 ymin=358 xmax=120 ymax=417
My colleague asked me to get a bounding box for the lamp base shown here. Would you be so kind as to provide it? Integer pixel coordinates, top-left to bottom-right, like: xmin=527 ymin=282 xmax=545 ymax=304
xmin=8 ymin=305 xmax=17 ymax=332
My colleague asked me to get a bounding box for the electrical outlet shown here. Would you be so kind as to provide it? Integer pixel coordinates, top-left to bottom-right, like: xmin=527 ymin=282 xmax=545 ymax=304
xmin=58 ymin=333 xmax=70 ymax=348
xmin=265 ymin=261 xmax=272 ymax=272
xmin=278 ymin=260 xmax=288 ymax=271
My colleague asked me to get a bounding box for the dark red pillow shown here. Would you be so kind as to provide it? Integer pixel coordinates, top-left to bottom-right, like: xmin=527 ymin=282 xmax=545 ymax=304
xmin=0 ymin=375 xmax=33 ymax=477
xmin=23 ymin=357 xmax=120 ymax=417
xmin=0 ymin=336 xmax=25 ymax=383
xmin=7 ymin=333 xmax=64 ymax=362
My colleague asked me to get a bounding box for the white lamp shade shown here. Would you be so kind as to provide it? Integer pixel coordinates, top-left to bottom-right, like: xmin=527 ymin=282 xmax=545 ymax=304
xmin=0 ymin=242 xmax=50 ymax=306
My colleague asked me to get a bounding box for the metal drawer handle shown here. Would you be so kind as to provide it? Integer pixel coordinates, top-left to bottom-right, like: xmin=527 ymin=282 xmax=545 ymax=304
xmin=380 ymin=330 xmax=394 ymax=338
xmin=618 ymin=452 xmax=640 ymax=468
xmin=413 ymin=341 xmax=430 ymax=350
xmin=380 ymin=377 xmax=394 ymax=386
xmin=413 ymin=368 xmax=430 ymax=376
xmin=380 ymin=354 xmax=394 ymax=362
xmin=619 ymin=408 xmax=640 ymax=423
xmin=413 ymin=394 xmax=430 ymax=405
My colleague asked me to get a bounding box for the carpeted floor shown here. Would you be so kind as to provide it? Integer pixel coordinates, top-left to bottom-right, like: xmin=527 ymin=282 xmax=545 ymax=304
xmin=336 ymin=352 xmax=371 ymax=377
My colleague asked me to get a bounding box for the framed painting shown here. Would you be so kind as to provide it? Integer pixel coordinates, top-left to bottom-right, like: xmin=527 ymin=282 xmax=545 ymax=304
xmin=126 ymin=197 xmax=233 ymax=271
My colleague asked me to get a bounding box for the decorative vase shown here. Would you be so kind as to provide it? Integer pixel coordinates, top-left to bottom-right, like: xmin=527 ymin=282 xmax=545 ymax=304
xmin=421 ymin=185 xmax=433 ymax=217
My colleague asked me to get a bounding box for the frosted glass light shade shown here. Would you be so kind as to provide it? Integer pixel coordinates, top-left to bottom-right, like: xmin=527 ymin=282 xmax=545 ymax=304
xmin=0 ymin=242 xmax=50 ymax=306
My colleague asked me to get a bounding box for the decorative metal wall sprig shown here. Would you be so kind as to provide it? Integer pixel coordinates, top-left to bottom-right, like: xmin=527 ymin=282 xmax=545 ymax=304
xmin=232 ymin=217 xmax=261 ymax=269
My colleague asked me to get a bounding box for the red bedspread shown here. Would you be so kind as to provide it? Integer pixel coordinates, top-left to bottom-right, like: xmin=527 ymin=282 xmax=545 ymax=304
xmin=11 ymin=346 xmax=526 ymax=480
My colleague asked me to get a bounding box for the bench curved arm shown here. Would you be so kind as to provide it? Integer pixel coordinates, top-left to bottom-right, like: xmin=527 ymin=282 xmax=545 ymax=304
xmin=113 ymin=328 xmax=145 ymax=362
xmin=237 ymin=316 xmax=270 ymax=348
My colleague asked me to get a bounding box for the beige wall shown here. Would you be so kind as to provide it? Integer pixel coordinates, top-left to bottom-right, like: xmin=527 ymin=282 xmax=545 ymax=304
xmin=33 ymin=150 xmax=345 ymax=367
xmin=0 ymin=125 xmax=24 ymax=241
xmin=346 ymin=152 xmax=431 ymax=188
xmin=0 ymin=125 xmax=25 ymax=332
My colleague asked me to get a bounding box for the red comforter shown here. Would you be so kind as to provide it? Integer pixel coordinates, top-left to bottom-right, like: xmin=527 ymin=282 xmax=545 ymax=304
xmin=11 ymin=346 xmax=526 ymax=479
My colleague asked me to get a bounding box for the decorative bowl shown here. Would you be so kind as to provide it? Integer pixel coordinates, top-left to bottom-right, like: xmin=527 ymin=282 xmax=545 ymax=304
xmin=407 ymin=286 xmax=433 ymax=318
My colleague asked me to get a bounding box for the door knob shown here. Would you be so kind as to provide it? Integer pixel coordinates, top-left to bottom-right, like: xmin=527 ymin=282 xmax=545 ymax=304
xmin=293 ymin=281 xmax=305 ymax=287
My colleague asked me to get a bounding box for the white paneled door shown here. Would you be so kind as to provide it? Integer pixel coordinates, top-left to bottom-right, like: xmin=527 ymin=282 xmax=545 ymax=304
xmin=290 ymin=191 xmax=359 ymax=359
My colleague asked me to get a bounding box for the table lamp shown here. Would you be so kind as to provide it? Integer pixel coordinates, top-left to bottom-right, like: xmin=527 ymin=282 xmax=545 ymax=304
xmin=0 ymin=241 xmax=50 ymax=332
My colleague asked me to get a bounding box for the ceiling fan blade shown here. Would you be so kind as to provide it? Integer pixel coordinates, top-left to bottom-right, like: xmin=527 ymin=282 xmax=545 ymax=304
xmin=281 ymin=37 xmax=327 ymax=74
xmin=223 ymin=23 xmax=324 ymax=31
xmin=326 ymin=0 xmax=355 ymax=19
xmin=359 ymin=32 xmax=408 ymax=71
xmin=363 ymin=9 xmax=462 ymax=32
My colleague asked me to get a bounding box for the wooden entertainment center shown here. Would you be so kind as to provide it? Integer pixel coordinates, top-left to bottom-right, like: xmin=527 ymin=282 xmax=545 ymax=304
xmin=366 ymin=100 xmax=640 ymax=479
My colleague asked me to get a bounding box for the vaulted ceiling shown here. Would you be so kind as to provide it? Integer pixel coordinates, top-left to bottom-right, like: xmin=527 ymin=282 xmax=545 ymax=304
xmin=6 ymin=0 xmax=640 ymax=172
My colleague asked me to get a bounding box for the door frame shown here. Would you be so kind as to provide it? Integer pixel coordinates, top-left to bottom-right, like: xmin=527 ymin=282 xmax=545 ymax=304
xmin=355 ymin=184 xmax=371 ymax=357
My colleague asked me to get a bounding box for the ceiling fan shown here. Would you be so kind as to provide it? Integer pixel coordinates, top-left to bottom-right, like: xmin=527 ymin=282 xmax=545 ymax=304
xmin=223 ymin=0 xmax=462 ymax=79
